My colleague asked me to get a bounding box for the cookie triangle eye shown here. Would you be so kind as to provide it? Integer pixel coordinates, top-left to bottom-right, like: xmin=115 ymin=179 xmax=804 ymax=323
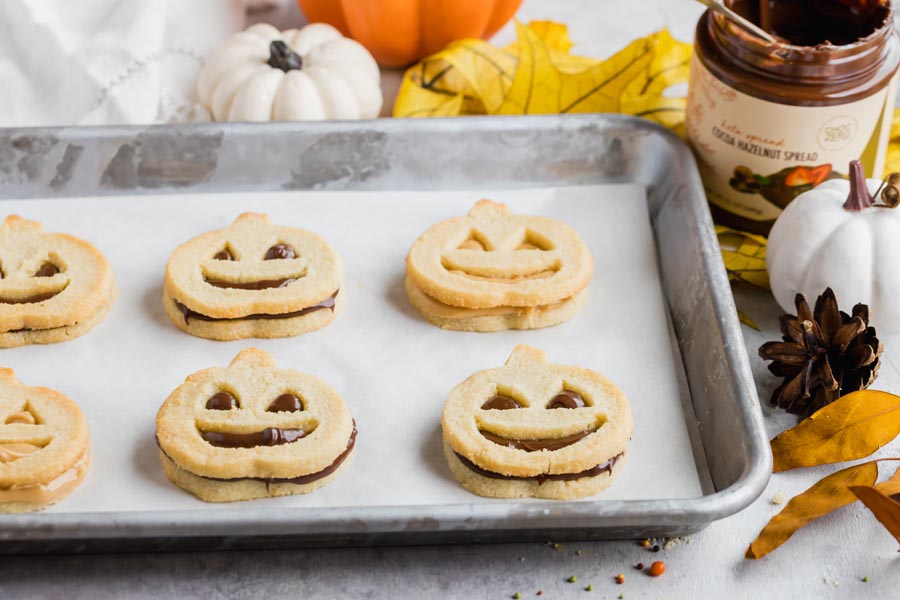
xmin=5 ymin=406 xmax=38 ymax=424
xmin=213 ymin=248 xmax=233 ymax=260
xmin=515 ymin=231 xmax=553 ymax=251
xmin=206 ymin=391 xmax=239 ymax=410
xmin=457 ymin=231 xmax=489 ymax=251
xmin=267 ymin=393 xmax=303 ymax=412
xmin=34 ymin=262 xmax=59 ymax=277
xmin=547 ymin=390 xmax=586 ymax=409
xmin=265 ymin=244 xmax=296 ymax=260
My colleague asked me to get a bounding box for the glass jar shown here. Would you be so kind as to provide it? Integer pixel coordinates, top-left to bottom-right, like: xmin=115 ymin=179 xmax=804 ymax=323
xmin=686 ymin=1 xmax=900 ymax=235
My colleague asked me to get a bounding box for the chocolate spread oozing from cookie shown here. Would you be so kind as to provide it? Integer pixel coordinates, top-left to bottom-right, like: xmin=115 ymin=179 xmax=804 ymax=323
xmin=157 ymin=424 xmax=357 ymax=486
xmin=455 ymin=451 xmax=622 ymax=484
xmin=479 ymin=428 xmax=596 ymax=452
xmin=174 ymin=290 xmax=338 ymax=324
xmin=200 ymin=427 xmax=309 ymax=448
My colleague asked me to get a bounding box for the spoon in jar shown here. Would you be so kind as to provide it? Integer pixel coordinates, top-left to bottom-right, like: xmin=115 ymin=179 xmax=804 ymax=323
xmin=693 ymin=0 xmax=779 ymax=44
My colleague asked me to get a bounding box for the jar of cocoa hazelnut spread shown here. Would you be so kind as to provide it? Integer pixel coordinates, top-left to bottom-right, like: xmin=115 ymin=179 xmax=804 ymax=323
xmin=686 ymin=0 xmax=900 ymax=234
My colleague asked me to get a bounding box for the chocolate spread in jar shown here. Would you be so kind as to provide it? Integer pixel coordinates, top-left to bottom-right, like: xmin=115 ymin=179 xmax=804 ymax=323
xmin=687 ymin=0 xmax=900 ymax=235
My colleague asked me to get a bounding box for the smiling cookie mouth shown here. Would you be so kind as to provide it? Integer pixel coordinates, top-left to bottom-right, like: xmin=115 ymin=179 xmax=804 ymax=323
xmin=0 ymin=287 xmax=66 ymax=305
xmin=444 ymin=267 xmax=558 ymax=284
xmin=199 ymin=426 xmax=311 ymax=448
xmin=455 ymin=450 xmax=623 ymax=484
xmin=158 ymin=424 xmax=357 ymax=487
xmin=478 ymin=427 xmax=597 ymax=452
xmin=174 ymin=290 xmax=338 ymax=324
xmin=204 ymin=277 xmax=298 ymax=290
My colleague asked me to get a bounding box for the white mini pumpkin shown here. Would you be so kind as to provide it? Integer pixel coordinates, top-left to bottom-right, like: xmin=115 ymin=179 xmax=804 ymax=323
xmin=767 ymin=160 xmax=900 ymax=333
xmin=197 ymin=23 xmax=382 ymax=122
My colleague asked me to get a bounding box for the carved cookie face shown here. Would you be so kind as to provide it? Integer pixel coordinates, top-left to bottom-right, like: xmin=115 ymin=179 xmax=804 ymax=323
xmin=166 ymin=213 xmax=343 ymax=317
xmin=442 ymin=345 xmax=633 ymax=478
xmin=0 ymin=368 xmax=90 ymax=509
xmin=156 ymin=348 xmax=355 ymax=480
xmin=406 ymin=200 xmax=592 ymax=308
xmin=0 ymin=216 xmax=115 ymax=336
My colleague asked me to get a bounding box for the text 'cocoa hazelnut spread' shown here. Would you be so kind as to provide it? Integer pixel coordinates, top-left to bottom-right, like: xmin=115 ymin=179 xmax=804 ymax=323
xmin=687 ymin=0 xmax=900 ymax=234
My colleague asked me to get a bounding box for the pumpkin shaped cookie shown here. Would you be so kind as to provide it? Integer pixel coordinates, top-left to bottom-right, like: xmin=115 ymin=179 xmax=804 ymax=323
xmin=0 ymin=368 xmax=91 ymax=513
xmin=405 ymin=200 xmax=592 ymax=331
xmin=0 ymin=216 xmax=116 ymax=348
xmin=163 ymin=213 xmax=344 ymax=340
xmin=156 ymin=348 xmax=356 ymax=502
xmin=442 ymin=345 xmax=632 ymax=500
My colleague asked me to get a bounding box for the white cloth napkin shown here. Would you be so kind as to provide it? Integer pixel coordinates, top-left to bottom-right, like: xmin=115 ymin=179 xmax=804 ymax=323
xmin=0 ymin=0 xmax=245 ymax=127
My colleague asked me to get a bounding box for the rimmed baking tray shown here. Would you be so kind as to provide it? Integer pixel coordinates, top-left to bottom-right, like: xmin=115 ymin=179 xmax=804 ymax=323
xmin=0 ymin=115 xmax=770 ymax=553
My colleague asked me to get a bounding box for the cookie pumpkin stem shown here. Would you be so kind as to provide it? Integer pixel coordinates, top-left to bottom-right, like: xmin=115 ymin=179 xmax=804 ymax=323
xmin=268 ymin=40 xmax=303 ymax=72
xmin=506 ymin=344 xmax=548 ymax=368
xmin=843 ymin=160 xmax=875 ymax=212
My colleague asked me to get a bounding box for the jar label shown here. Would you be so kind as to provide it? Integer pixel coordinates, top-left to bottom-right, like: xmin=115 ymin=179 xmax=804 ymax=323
xmin=686 ymin=53 xmax=897 ymax=225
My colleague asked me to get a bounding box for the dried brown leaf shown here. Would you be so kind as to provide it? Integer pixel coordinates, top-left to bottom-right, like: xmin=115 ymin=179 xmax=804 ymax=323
xmin=850 ymin=485 xmax=900 ymax=549
xmin=746 ymin=461 xmax=878 ymax=559
xmin=771 ymin=390 xmax=900 ymax=472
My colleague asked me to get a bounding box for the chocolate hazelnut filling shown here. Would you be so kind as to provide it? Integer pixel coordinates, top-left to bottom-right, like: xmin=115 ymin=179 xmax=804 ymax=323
xmin=156 ymin=425 xmax=357 ymax=487
xmin=547 ymin=390 xmax=587 ymax=409
xmin=455 ymin=451 xmax=622 ymax=484
xmin=204 ymin=277 xmax=297 ymax=290
xmin=481 ymin=395 xmax=522 ymax=410
xmin=174 ymin=290 xmax=338 ymax=324
xmin=200 ymin=427 xmax=309 ymax=448
xmin=479 ymin=428 xmax=596 ymax=452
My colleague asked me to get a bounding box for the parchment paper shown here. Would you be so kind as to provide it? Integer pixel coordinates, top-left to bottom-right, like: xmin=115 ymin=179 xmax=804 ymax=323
xmin=0 ymin=185 xmax=703 ymax=513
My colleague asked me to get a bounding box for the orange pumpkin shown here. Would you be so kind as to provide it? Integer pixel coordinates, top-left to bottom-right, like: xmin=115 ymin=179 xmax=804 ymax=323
xmin=295 ymin=0 xmax=522 ymax=67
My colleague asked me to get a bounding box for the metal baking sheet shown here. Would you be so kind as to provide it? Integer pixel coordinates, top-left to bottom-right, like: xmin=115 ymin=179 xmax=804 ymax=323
xmin=0 ymin=115 xmax=771 ymax=552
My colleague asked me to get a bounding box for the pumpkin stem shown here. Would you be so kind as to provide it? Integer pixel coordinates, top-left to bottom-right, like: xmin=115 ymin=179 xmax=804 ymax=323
xmin=843 ymin=160 xmax=875 ymax=212
xmin=268 ymin=40 xmax=303 ymax=72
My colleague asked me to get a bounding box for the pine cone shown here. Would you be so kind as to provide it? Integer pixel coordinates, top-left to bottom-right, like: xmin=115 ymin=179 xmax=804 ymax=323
xmin=759 ymin=287 xmax=883 ymax=417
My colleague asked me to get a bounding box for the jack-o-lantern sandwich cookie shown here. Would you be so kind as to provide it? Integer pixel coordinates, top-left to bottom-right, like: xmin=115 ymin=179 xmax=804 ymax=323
xmin=0 ymin=368 xmax=91 ymax=513
xmin=156 ymin=348 xmax=356 ymax=502
xmin=406 ymin=200 xmax=592 ymax=332
xmin=163 ymin=213 xmax=343 ymax=340
xmin=0 ymin=216 xmax=116 ymax=348
xmin=442 ymin=345 xmax=632 ymax=500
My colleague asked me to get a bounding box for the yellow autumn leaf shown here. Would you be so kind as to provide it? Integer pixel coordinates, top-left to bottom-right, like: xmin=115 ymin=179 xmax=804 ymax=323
xmin=393 ymin=22 xmax=692 ymax=121
xmin=770 ymin=390 xmax=900 ymax=472
xmin=716 ymin=225 xmax=769 ymax=290
xmin=738 ymin=309 xmax=761 ymax=331
xmin=620 ymin=30 xmax=691 ymax=134
xmin=886 ymin=108 xmax=900 ymax=174
xmin=745 ymin=461 xmax=878 ymax=559
xmin=495 ymin=22 xmax=562 ymax=115
xmin=394 ymin=47 xmax=505 ymax=118
xmin=876 ymin=463 xmax=900 ymax=496
xmin=441 ymin=41 xmax=516 ymax=114
xmin=555 ymin=37 xmax=654 ymax=114
xmin=518 ymin=20 xmax=572 ymax=53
